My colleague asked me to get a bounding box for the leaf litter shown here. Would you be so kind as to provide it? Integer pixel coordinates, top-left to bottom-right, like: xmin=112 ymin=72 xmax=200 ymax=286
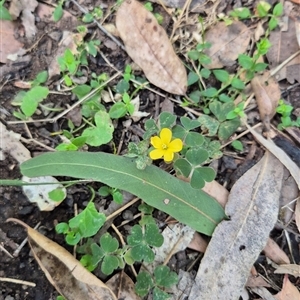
xmin=1 ymin=0 xmax=300 ymax=299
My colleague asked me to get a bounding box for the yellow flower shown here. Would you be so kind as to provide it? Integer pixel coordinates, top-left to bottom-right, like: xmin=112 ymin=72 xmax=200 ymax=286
xmin=149 ymin=128 xmax=183 ymax=163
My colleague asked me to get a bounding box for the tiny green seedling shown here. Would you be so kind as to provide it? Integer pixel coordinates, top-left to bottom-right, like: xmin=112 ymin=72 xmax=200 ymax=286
xmin=98 ymin=185 xmax=123 ymax=204
xmin=53 ymin=0 xmax=66 ymax=22
xmin=82 ymin=7 xmax=103 ymax=23
xmin=109 ymin=92 xmax=135 ymax=119
xmin=12 ymin=71 xmax=49 ymax=119
xmin=276 ymin=100 xmax=300 ymax=130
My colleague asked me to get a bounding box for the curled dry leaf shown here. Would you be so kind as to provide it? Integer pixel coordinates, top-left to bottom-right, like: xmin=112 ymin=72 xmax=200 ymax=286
xmin=274 ymin=264 xmax=300 ymax=277
xmin=275 ymin=274 xmax=300 ymax=300
xmin=295 ymin=198 xmax=300 ymax=233
xmin=116 ymin=0 xmax=187 ymax=95
xmin=251 ymin=71 xmax=281 ymax=124
xmin=188 ymin=152 xmax=283 ymax=300
xmin=264 ymin=238 xmax=290 ymax=265
xmin=203 ymin=21 xmax=251 ymax=69
xmin=6 ymin=219 xmax=117 ymax=300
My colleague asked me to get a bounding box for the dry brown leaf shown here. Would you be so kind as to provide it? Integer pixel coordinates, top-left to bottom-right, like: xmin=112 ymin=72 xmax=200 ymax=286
xmin=188 ymin=232 xmax=208 ymax=253
xmin=251 ymin=71 xmax=281 ymax=123
xmin=267 ymin=18 xmax=300 ymax=83
xmin=245 ymin=124 xmax=300 ymax=189
xmin=274 ymin=264 xmax=300 ymax=277
xmin=0 ymin=20 xmax=24 ymax=63
xmin=295 ymin=197 xmax=300 ymax=233
xmin=9 ymin=0 xmax=38 ymax=38
xmin=203 ymin=21 xmax=251 ymax=69
xmin=6 ymin=219 xmax=117 ymax=300
xmin=275 ymin=274 xmax=300 ymax=300
xmin=246 ymin=275 xmax=271 ymax=288
xmin=264 ymin=238 xmax=290 ymax=265
xmin=290 ymin=0 xmax=300 ymax=4
xmin=116 ymin=0 xmax=187 ymax=95
xmin=202 ymin=180 xmax=229 ymax=207
xmin=106 ymin=272 xmax=141 ymax=300
xmin=188 ymin=152 xmax=283 ymax=300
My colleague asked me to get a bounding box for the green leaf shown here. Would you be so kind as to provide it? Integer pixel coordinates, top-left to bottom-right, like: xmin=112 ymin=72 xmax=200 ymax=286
xmin=73 ymin=84 xmax=92 ymax=98
xmin=69 ymin=202 xmax=106 ymax=237
xmin=174 ymin=158 xmax=192 ymax=177
xmin=20 ymin=152 xmax=226 ymax=236
xmin=273 ymin=3 xmax=283 ymax=17
xmin=190 ymin=167 xmax=216 ymax=189
xmin=268 ymin=17 xmax=278 ymax=31
xmin=188 ymin=50 xmax=199 ymax=61
xmin=55 ymin=222 xmax=69 ymax=234
xmin=101 ymin=255 xmax=119 ymax=275
xmin=209 ymin=100 xmax=234 ymax=122
xmin=53 ymin=5 xmax=63 ymax=22
xmin=218 ymin=118 xmax=240 ymax=140
xmin=213 ymin=70 xmax=229 ymax=83
xmin=200 ymin=68 xmax=211 ymax=79
xmin=180 ymin=117 xmax=200 ymax=131
xmin=254 ymin=62 xmax=268 ymax=72
xmin=256 ymin=1 xmax=271 ymax=17
xmin=135 ymin=272 xmax=154 ymax=297
xmin=159 ymin=112 xmax=176 ymax=129
xmin=82 ymin=13 xmax=94 ymax=23
xmin=48 ymin=188 xmax=66 ymax=202
xmin=21 ymin=86 xmax=49 ymax=117
xmin=188 ymin=90 xmax=201 ymax=103
xmin=186 ymin=148 xmax=209 ymax=166
xmin=200 ymin=87 xmax=218 ymax=98
xmin=218 ymin=93 xmax=232 ymax=103
xmin=231 ymin=140 xmax=243 ymax=151
xmin=185 ymin=132 xmax=204 ymax=147
xmin=187 ymin=71 xmax=199 ymax=86
xmin=198 ymin=115 xmax=219 ymax=136
xmin=238 ymin=54 xmax=253 ymax=70
xmin=109 ymin=102 xmax=127 ymax=119
xmin=100 ymin=233 xmax=119 ymax=253
xmin=82 ymin=110 xmax=114 ymax=146
xmin=144 ymin=224 xmax=164 ymax=247
xmin=154 ymin=265 xmax=178 ymax=288
xmin=231 ymin=78 xmax=245 ymax=90
xmin=152 ymin=287 xmax=170 ymax=300
xmin=0 ymin=5 xmax=12 ymax=20
xmin=35 ymin=71 xmax=48 ymax=84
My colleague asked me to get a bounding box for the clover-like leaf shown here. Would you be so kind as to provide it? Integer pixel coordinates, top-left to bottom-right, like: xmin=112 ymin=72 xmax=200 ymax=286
xmin=69 ymin=202 xmax=106 ymax=237
xmin=174 ymin=158 xmax=192 ymax=177
xmin=101 ymin=255 xmax=119 ymax=275
xmin=81 ymin=110 xmax=114 ymax=146
xmin=152 ymin=287 xmax=170 ymax=300
xmin=154 ymin=265 xmax=178 ymax=288
xmin=190 ymin=167 xmax=216 ymax=189
xmin=100 ymin=233 xmax=119 ymax=253
xmin=218 ymin=118 xmax=240 ymax=140
xmin=198 ymin=114 xmax=219 ymax=136
xmin=144 ymin=223 xmax=164 ymax=247
xmin=209 ymin=101 xmax=235 ymax=122
xmin=159 ymin=112 xmax=176 ymax=129
xmin=185 ymin=148 xmax=209 ymax=166
xmin=185 ymin=132 xmax=204 ymax=147
xmin=135 ymin=271 xmax=154 ymax=297
xmin=180 ymin=116 xmax=201 ymax=131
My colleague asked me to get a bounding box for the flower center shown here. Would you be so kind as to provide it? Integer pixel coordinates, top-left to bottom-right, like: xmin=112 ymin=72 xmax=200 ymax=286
xmin=161 ymin=143 xmax=168 ymax=150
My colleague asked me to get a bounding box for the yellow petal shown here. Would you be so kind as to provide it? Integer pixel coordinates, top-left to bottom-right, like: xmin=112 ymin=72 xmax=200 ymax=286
xmin=168 ymin=139 xmax=183 ymax=153
xmin=150 ymin=149 xmax=165 ymax=160
xmin=150 ymin=136 xmax=162 ymax=149
xmin=160 ymin=128 xmax=172 ymax=145
xmin=163 ymin=149 xmax=174 ymax=162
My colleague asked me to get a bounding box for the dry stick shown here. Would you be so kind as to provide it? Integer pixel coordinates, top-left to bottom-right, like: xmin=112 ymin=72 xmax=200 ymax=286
xmin=69 ymin=0 xmax=125 ymax=51
xmin=13 ymin=222 xmax=41 ymax=257
xmin=111 ymin=223 xmax=138 ymax=278
xmin=106 ymin=197 xmax=140 ymax=222
xmin=220 ymin=122 xmax=262 ymax=149
xmin=7 ymin=72 xmax=121 ymax=125
xmin=0 ymin=243 xmax=14 ymax=258
xmin=0 ymin=277 xmax=36 ymax=287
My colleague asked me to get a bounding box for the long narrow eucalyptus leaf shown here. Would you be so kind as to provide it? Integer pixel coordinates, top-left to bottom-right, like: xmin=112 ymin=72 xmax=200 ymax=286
xmin=20 ymin=152 xmax=226 ymax=235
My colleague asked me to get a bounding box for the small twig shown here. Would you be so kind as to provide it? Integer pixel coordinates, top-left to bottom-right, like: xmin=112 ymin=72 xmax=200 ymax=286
xmin=0 ymin=243 xmax=14 ymax=258
xmin=69 ymin=0 xmax=125 ymax=51
xmin=13 ymin=222 xmax=41 ymax=257
xmin=106 ymin=197 xmax=140 ymax=222
xmin=0 ymin=277 xmax=36 ymax=287
xmin=220 ymin=122 xmax=262 ymax=149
